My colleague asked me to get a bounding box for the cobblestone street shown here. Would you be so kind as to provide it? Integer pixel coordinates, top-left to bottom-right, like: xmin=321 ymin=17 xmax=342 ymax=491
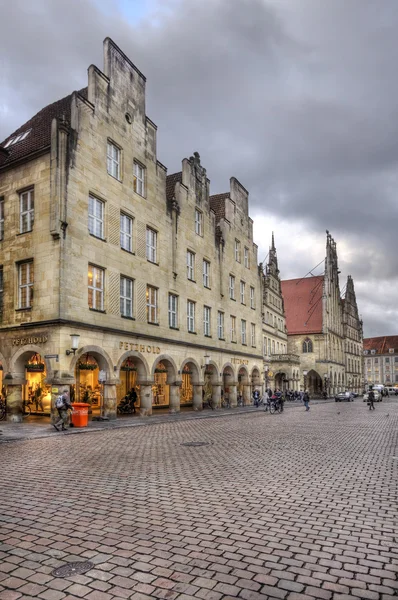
xmin=1 ymin=401 xmax=397 ymax=600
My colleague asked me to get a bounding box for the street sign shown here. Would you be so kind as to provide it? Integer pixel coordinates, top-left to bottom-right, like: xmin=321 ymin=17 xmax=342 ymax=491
xmin=44 ymin=354 xmax=59 ymax=362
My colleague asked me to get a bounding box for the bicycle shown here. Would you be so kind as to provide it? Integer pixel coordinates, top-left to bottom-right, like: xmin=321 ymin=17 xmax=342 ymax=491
xmin=221 ymin=397 xmax=231 ymax=409
xmin=0 ymin=397 xmax=6 ymax=421
xmin=202 ymin=397 xmax=214 ymax=410
xmin=268 ymin=397 xmax=282 ymax=415
xmin=237 ymin=395 xmax=244 ymax=407
xmin=22 ymin=400 xmax=32 ymax=417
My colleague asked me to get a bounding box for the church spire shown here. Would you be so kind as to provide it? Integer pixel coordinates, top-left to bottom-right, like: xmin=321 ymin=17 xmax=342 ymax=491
xmin=267 ymin=232 xmax=279 ymax=276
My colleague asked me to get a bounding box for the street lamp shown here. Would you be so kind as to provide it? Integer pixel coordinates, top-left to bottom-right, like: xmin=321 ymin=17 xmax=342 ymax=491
xmin=201 ymin=353 xmax=210 ymax=369
xmin=303 ymin=370 xmax=308 ymax=392
xmin=66 ymin=334 xmax=80 ymax=356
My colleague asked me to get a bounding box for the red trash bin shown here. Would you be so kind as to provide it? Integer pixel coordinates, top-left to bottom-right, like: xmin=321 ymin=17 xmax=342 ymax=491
xmin=71 ymin=403 xmax=90 ymax=427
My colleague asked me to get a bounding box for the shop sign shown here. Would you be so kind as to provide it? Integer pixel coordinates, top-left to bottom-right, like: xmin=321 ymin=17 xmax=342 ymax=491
xmin=231 ymin=358 xmax=249 ymax=365
xmin=119 ymin=341 xmax=161 ymax=354
xmin=12 ymin=335 xmax=48 ymax=346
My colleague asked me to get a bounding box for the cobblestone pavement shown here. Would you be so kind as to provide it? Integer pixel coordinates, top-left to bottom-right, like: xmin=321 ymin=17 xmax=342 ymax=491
xmin=0 ymin=401 xmax=397 ymax=600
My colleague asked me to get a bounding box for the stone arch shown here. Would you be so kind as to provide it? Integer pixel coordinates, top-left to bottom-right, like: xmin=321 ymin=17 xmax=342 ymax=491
xmin=70 ymin=345 xmax=114 ymax=375
xmin=221 ymin=362 xmax=236 ymax=379
xmin=152 ymin=354 xmax=178 ymax=382
xmin=115 ymin=351 xmax=150 ymax=380
xmin=0 ymin=349 xmax=8 ymax=374
xmin=180 ymin=357 xmax=201 ymax=385
xmin=306 ymin=369 xmax=323 ymax=395
xmin=10 ymin=345 xmax=52 ymax=377
xmin=251 ymin=365 xmax=262 ymax=384
xmin=237 ymin=365 xmax=249 ymax=385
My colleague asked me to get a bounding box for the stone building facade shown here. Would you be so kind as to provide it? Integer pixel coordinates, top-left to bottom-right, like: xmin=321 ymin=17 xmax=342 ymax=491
xmin=261 ymin=235 xmax=300 ymax=391
xmin=363 ymin=336 xmax=398 ymax=386
xmin=0 ymin=38 xmax=264 ymax=423
xmin=282 ymin=233 xmax=362 ymax=396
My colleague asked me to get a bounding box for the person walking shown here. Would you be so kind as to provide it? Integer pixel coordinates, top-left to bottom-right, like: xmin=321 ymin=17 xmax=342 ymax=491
xmin=54 ymin=390 xmax=73 ymax=431
xmin=368 ymin=388 xmax=375 ymax=411
xmin=303 ymin=390 xmax=310 ymax=411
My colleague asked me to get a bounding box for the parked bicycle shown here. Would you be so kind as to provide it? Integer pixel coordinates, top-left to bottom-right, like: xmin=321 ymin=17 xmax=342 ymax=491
xmin=0 ymin=397 xmax=32 ymax=419
xmin=221 ymin=396 xmax=231 ymax=409
xmin=237 ymin=395 xmax=244 ymax=407
xmin=202 ymin=397 xmax=214 ymax=410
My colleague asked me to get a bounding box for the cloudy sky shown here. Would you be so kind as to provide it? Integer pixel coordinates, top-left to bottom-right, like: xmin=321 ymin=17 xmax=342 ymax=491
xmin=1 ymin=0 xmax=397 ymax=337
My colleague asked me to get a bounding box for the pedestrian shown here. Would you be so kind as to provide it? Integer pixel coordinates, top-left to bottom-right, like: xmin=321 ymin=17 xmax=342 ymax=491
xmin=54 ymin=390 xmax=73 ymax=431
xmin=303 ymin=390 xmax=310 ymax=411
xmin=368 ymin=388 xmax=375 ymax=411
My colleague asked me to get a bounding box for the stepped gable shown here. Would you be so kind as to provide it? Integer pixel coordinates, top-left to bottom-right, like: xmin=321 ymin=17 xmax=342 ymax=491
xmin=363 ymin=335 xmax=398 ymax=353
xmin=209 ymin=192 xmax=229 ymax=220
xmin=281 ymin=275 xmax=324 ymax=335
xmin=0 ymin=88 xmax=88 ymax=168
xmin=166 ymin=172 xmax=182 ymax=201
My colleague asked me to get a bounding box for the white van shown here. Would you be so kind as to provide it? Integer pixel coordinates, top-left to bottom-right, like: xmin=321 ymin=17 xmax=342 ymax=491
xmin=386 ymin=386 xmax=398 ymax=396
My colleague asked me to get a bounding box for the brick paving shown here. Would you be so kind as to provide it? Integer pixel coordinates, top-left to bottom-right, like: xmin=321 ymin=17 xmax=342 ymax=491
xmin=0 ymin=401 xmax=397 ymax=600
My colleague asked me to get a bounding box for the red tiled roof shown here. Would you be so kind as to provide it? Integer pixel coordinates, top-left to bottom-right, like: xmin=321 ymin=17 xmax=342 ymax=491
xmin=209 ymin=193 xmax=229 ymax=220
xmin=281 ymin=276 xmax=324 ymax=335
xmin=363 ymin=336 xmax=398 ymax=353
xmin=0 ymin=88 xmax=87 ymax=168
xmin=166 ymin=172 xmax=182 ymax=201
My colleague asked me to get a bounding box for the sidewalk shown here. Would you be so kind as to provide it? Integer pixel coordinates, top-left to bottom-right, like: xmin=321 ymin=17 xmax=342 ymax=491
xmin=0 ymin=399 xmax=333 ymax=444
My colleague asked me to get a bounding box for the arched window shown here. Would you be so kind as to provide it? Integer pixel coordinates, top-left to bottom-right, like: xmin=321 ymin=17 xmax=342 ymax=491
xmin=302 ymin=338 xmax=313 ymax=353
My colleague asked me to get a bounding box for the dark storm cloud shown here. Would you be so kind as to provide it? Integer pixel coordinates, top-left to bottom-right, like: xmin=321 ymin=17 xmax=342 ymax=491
xmin=1 ymin=0 xmax=397 ymax=336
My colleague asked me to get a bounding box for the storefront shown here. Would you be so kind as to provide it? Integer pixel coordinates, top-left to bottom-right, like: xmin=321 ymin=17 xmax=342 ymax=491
xmin=24 ymin=353 xmax=52 ymax=415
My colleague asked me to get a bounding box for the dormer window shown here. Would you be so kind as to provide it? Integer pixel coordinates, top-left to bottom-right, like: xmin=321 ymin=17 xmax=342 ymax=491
xmin=389 ymin=348 xmax=394 ymax=354
xmin=363 ymin=350 xmax=368 ymax=355
xmin=3 ymin=130 xmax=31 ymax=148
xmin=371 ymin=349 xmax=376 ymax=354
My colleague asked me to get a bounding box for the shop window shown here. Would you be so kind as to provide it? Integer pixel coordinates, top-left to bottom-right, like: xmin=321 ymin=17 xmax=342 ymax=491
xmin=76 ymin=354 xmax=101 ymax=413
xmin=120 ymin=213 xmax=133 ymax=252
xmin=18 ymin=260 xmax=33 ymax=309
xmin=133 ymin=161 xmax=145 ymax=196
xmin=168 ymin=293 xmax=178 ymax=329
xmin=117 ymin=358 xmax=141 ymax=412
xmin=88 ymin=195 xmax=104 ymax=239
xmin=24 ymin=353 xmax=51 ymax=414
xmin=88 ymin=264 xmax=104 ymax=311
xmin=107 ymin=141 xmax=121 ymax=180
xmin=153 ymin=362 xmax=169 ymax=407
xmin=181 ymin=365 xmax=193 ymax=405
xmin=120 ymin=276 xmax=134 ymax=318
xmin=302 ymin=338 xmax=313 ymax=353
xmin=20 ymin=188 xmax=34 ymax=233
xmin=146 ymin=285 xmax=158 ymax=323
xmin=0 ymin=197 xmax=4 ymax=241
xmin=146 ymin=228 xmax=157 ymax=263
xmin=203 ymin=306 xmax=211 ymax=336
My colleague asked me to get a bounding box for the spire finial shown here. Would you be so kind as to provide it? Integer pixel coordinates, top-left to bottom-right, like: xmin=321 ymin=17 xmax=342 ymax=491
xmin=271 ymin=231 xmax=275 ymax=250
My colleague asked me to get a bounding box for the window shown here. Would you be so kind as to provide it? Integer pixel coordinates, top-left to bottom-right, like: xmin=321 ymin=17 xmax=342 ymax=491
xmin=146 ymin=285 xmax=158 ymax=323
xmin=302 ymin=338 xmax=313 ymax=353
xmin=203 ymin=260 xmax=210 ymax=288
xmin=235 ymin=240 xmax=241 ymax=262
xmin=375 ymin=358 xmax=378 ymax=364
xmin=244 ymin=247 xmax=249 ymax=268
xmin=88 ymin=264 xmax=104 ymax=311
xmin=168 ymin=294 xmax=178 ymax=329
xmin=268 ymin=339 xmax=271 ymax=356
xmin=203 ymin=306 xmax=211 ymax=336
xmin=146 ymin=228 xmax=157 ymax=263
xmin=263 ymin=337 xmax=267 ymax=356
xmin=240 ymin=281 xmax=245 ymax=304
xmin=250 ymin=286 xmax=255 ymax=309
xmin=187 ymin=300 xmax=195 ymax=332
xmin=251 ymin=323 xmax=256 ymax=347
xmin=389 ymin=348 xmax=394 ymax=354
xmin=18 ymin=261 xmax=34 ymax=309
xmin=229 ymin=275 xmax=235 ymax=300
xmin=385 ymin=357 xmax=390 ymax=364
xmin=230 ymin=316 xmax=236 ymax=342
xmin=195 ymin=209 xmax=203 ymax=236
xmin=0 ymin=197 xmax=4 ymax=241
xmin=133 ymin=162 xmax=145 ymax=196
xmin=241 ymin=319 xmax=247 ymax=345
xmin=371 ymin=349 xmax=376 ymax=354
xmin=4 ymin=130 xmax=30 ymax=148
xmin=272 ymin=340 xmax=275 ymax=354
xmin=120 ymin=276 xmax=133 ymax=318
xmin=218 ymin=311 xmax=224 ymax=339
xmin=187 ymin=251 xmax=195 ymax=280
xmin=107 ymin=141 xmax=121 ymax=180
xmin=88 ymin=195 xmax=104 ymax=239
xmin=120 ymin=213 xmax=133 ymax=252
xmin=20 ymin=189 xmax=34 ymax=233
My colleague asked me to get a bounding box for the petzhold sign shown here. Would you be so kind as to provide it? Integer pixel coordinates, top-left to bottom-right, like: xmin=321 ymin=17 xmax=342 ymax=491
xmin=119 ymin=341 xmax=160 ymax=354
xmin=12 ymin=335 xmax=48 ymax=346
